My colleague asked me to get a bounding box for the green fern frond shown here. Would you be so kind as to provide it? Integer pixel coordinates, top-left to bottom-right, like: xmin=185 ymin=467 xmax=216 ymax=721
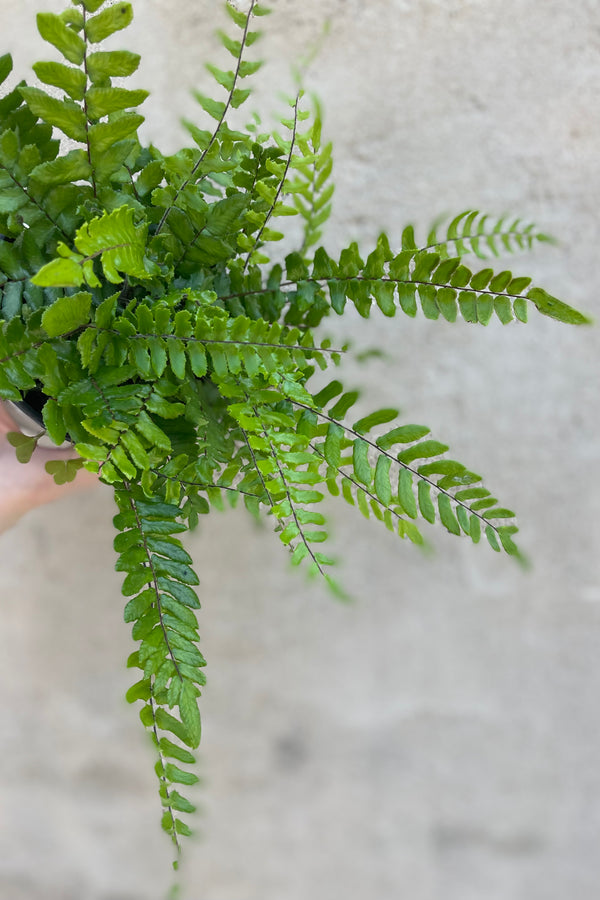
xmin=0 ymin=121 xmax=73 ymax=245
xmin=115 ymin=485 xmax=203 ymax=862
xmin=289 ymin=383 xmax=522 ymax=559
xmin=420 ymin=210 xmax=555 ymax=260
xmin=241 ymin=92 xmax=304 ymax=268
xmin=156 ymin=0 xmax=264 ymax=237
xmin=0 ymin=312 xmax=47 ymax=399
xmin=71 ymin=289 xmax=342 ymax=382
xmin=287 ymin=98 xmax=334 ymax=260
xmin=32 ymin=206 xmax=154 ymax=288
xmin=19 ymin=2 xmax=146 ymax=201
xmin=284 ymin=238 xmax=589 ymax=325
xmin=224 ymin=379 xmax=342 ymax=592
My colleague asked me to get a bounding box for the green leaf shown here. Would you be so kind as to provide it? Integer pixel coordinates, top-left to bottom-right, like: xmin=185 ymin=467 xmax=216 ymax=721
xmin=376 ymin=425 xmax=430 ymax=450
xmin=80 ymin=0 xmax=105 ymax=11
xmin=352 ymin=408 xmax=399 ymax=435
xmin=42 ymin=398 xmax=67 ymax=445
xmin=41 ymin=292 xmax=92 ymax=336
xmin=146 ymin=394 xmax=185 ymax=419
xmin=353 ymin=439 xmax=371 ymax=485
xmin=417 ymin=480 xmax=436 ymax=523
xmin=225 ymin=3 xmax=248 ymax=27
xmin=469 ymin=515 xmax=481 ymax=543
xmin=527 ymin=287 xmax=590 ymax=325
xmin=329 ymin=390 xmax=359 ymax=420
xmin=36 ymin=12 xmax=85 ymax=65
xmin=0 ymin=54 xmax=13 ymax=86
xmin=147 ymin=538 xmax=192 ymax=564
xmin=485 ymin=525 xmax=501 ymax=552
xmin=397 ymin=440 xmax=449 ymax=465
xmin=397 ymin=283 xmax=417 ymax=317
xmin=88 ymin=113 xmax=145 ymax=154
xmin=2 ymin=282 xmax=23 ymax=319
xmin=205 ymin=63 xmax=235 ymax=92
xmin=194 ymin=92 xmax=226 ymax=121
xmin=60 ymin=8 xmax=84 ymax=27
xmin=136 ymin=498 xmax=181 ymax=519
xmin=175 ymin=818 xmax=192 ymax=837
xmin=121 ymin=566 xmax=153 ymax=596
xmin=32 ymin=61 xmax=87 ymax=101
xmin=126 ymin=679 xmax=151 ymax=704
xmin=167 ymin=791 xmax=196 ymax=814
xmin=402 ymin=225 xmax=417 ymax=251
xmin=135 ymin=411 xmax=172 ymax=452
xmin=19 ymin=87 xmax=87 ymax=142
xmin=165 ymin=763 xmax=199 ymax=786
xmin=30 ymin=149 xmax=91 ymax=186
xmin=437 ymin=493 xmax=460 ymax=535
xmin=74 ymin=206 xmax=149 ymax=284
xmin=87 ymin=49 xmax=141 ymax=82
xmin=32 ymin=257 xmax=84 ymax=288
xmin=86 ymin=86 xmax=149 ymax=119
xmin=188 ymin=343 xmax=207 ymax=377
xmin=179 ymin=683 xmax=201 ymax=749
xmin=323 ymin=422 xmax=343 ymax=467
xmin=86 ymin=3 xmax=133 ymax=44
xmin=455 ymin=505 xmax=470 ymax=535
xmin=45 ymin=459 xmax=78 ymax=485
xmin=123 ymin=591 xmax=153 ymax=623
xmin=483 ymin=507 xmax=515 ymax=519
xmin=76 ymin=442 xmax=108 ymax=462
xmin=159 ymin=738 xmax=195 ymax=765
xmin=153 ymin=556 xmax=199 ymax=586
xmin=157 ymin=578 xmax=200 ymax=609
xmin=374 ymin=456 xmax=392 ymax=506
xmin=398 ymin=469 xmax=417 ymax=518
xmin=155 ymin=708 xmax=191 ymax=745
xmin=167 ymin=338 xmax=187 ymax=380
xmin=470 ymin=268 xmax=493 ymax=290
xmin=121 ymin=431 xmax=150 ymax=470
xmin=7 ymin=432 xmax=38 ymax=464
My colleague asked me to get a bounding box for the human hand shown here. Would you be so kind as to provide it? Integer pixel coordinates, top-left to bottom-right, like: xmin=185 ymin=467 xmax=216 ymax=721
xmin=0 ymin=401 xmax=97 ymax=533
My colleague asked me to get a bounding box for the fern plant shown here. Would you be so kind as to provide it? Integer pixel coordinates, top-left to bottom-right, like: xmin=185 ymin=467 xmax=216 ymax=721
xmin=0 ymin=0 xmax=589 ymax=876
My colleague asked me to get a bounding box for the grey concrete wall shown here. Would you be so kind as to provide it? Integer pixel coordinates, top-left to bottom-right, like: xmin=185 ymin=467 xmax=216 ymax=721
xmin=1 ymin=1 xmax=599 ymax=898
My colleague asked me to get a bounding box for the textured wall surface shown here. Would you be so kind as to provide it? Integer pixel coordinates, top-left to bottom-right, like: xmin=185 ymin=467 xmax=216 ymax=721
xmin=0 ymin=1 xmax=599 ymax=899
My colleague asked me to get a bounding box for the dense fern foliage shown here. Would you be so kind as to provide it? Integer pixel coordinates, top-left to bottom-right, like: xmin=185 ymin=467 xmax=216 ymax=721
xmin=0 ymin=0 xmax=589 ymax=869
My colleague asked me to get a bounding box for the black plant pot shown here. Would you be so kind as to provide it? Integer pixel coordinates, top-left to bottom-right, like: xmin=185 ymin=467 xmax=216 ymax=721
xmin=7 ymin=388 xmax=73 ymax=448
xmin=12 ymin=387 xmax=46 ymax=428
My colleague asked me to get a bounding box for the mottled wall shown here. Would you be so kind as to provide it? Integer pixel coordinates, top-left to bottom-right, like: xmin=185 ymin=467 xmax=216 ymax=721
xmin=1 ymin=1 xmax=599 ymax=899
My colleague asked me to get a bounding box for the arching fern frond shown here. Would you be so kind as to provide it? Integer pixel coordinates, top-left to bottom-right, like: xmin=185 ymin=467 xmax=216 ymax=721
xmin=287 ymin=98 xmax=334 ymax=261
xmin=214 ymin=228 xmax=589 ymax=330
xmin=71 ymin=288 xmax=342 ymax=385
xmin=115 ymin=484 xmax=203 ymax=862
xmin=279 ymin=238 xmax=589 ymax=325
xmin=222 ymin=376 xmax=344 ymax=595
xmin=419 ymin=210 xmax=555 ymax=260
xmin=241 ymin=91 xmax=305 ymax=268
xmin=156 ymin=0 xmax=268 ymax=237
xmin=287 ymin=380 xmax=522 ymax=559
